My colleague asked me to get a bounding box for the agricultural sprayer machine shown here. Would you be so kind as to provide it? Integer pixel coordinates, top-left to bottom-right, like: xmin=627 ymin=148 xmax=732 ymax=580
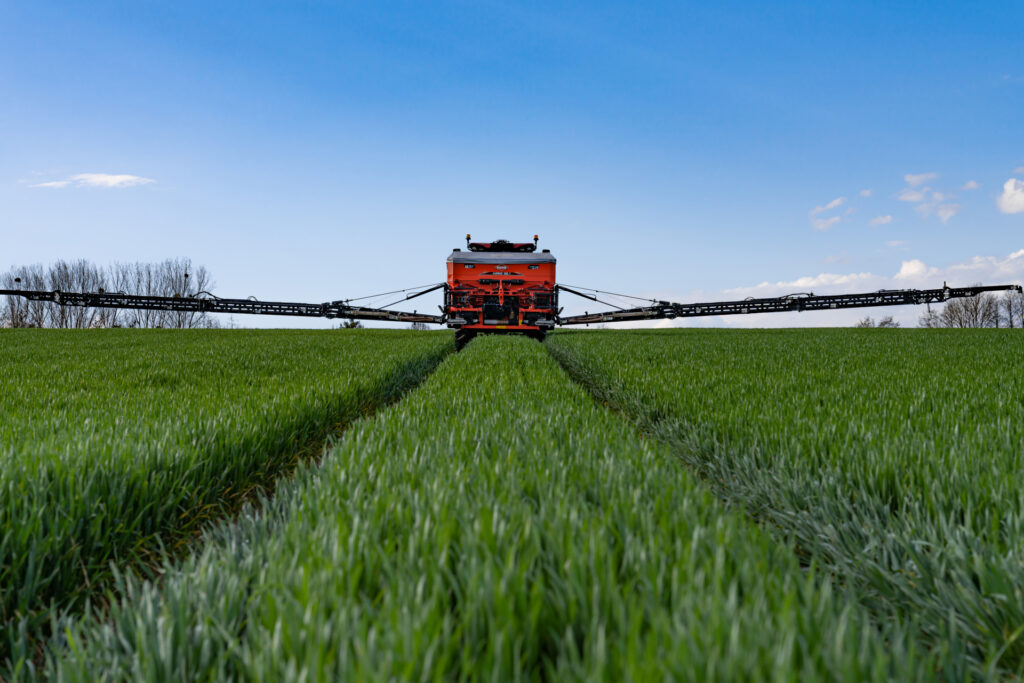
xmin=3 ymin=235 xmax=1020 ymax=345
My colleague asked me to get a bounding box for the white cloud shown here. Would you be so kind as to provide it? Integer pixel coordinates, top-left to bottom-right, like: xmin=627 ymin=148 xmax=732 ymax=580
xmin=935 ymin=204 xmax=961 ymax=223
xmin=894 ymin=259 xmax=939 ymax=281
xmin=898 ymin=187 xmax=928 ymax=202
xmin=998 ymin=178 xmax=1024 ymax=214
xmin=932 ymin=191 xmax=947 ymax=201
xmin=869 ymin=215 xmax=893 ymax=226
xmin=905 ymin=172 xmax=938 ymax=187
xmin=811 ymin=216 xmax=841 ymax=231
xmin=31 ymin=173 xmax=155 ymax=189
xmin=886 ymin=240 xmax=907 ymax=247
xmin=962 ymin=180 xmax=981 ymax=190
xmin=808 ymin=196 xmax=849 ymax=230
xmin=725 ymin=271 xmax=876 ymax=297
xmin=860 ymin=189 xmax=872 ymax=197
xmin=1015 ymin=167 xmax=1024 ymax=175
xmin=810 ymin=196 xmax=846 ymax=216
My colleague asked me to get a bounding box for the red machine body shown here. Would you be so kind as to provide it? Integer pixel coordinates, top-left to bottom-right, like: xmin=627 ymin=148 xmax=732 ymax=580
xmin=445 ymin=236 xmax=558 ymax=342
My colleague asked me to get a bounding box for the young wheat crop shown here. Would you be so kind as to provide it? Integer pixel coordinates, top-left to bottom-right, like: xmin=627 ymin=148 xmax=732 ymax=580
xmin=0 ymin=329 xmax=449 ymax=671
xmin=40 ymin=335 xmax=934 ymax=681
xmin=548 ymin=327 xmax=1024 ymax=677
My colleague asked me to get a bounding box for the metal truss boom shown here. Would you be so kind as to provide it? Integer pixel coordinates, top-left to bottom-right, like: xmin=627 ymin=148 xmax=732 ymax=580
xmin=556 ymin=283 xmax=1023 ymax=326
xmin=0 ymin=289 xmax=443 ymax=324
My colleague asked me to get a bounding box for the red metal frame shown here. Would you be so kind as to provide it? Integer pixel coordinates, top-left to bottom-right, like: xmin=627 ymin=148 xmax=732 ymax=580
xmin=446 ymin=252 xmax=557 ymax=333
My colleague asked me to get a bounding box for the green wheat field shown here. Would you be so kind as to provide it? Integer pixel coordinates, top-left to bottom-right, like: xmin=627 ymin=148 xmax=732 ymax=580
xmin=2 ymin=328 xmax=1023 ymax=680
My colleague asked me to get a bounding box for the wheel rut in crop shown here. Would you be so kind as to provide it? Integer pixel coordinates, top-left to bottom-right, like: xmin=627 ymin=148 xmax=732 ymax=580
xmin=1 ymin=338 xmax=453 ymax=677
xmin=544 ymin=332 xmax=1024 ymax=678
xmin=38 ymin=334 xmax=936 ymax=681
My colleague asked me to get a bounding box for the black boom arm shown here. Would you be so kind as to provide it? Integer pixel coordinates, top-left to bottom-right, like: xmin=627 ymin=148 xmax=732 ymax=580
xmin=0 ymin=289 xmax=443 ymax=324
xmin=556 ymin=283 xmax=1023 ymax=326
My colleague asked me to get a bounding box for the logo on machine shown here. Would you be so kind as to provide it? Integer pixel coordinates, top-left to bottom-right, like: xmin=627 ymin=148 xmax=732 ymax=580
xmin=496 ymin=265 xmax=507 ymax=270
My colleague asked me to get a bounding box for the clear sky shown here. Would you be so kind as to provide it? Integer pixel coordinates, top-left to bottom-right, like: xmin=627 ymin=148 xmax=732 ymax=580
xmin=3 ymin=0 xmax=1023 ymax=327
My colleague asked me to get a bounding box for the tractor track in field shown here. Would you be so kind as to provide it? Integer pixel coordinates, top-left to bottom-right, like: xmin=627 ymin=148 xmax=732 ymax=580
xmin=3 ymin=344 xmax=454 ymax=680
xmin=544 ymin=339 xmax=820 ymax=555
xmin=543 ymin=336 xmax=1024 ymax=679
xmin=167 ymin=351 xmax=453 ymax=558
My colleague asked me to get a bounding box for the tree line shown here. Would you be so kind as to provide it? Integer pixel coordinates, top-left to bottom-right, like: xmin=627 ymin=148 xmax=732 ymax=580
xmin=856 ymin=289 xmax=1024 ymax=328
xmin=1 ymin=259 xmax=218 ymax=329
xmin=918 ymin=289 xmax=1024 ymax=328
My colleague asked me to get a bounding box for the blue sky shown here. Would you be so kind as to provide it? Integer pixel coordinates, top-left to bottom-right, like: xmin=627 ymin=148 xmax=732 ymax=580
xmin=3 ymin=0 xmax=1023 ymax=327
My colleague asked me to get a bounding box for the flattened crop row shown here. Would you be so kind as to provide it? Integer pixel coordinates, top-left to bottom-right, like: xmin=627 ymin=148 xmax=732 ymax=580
xmin=42 ymin=336 xmax=935 ymax=681
xmin=0 ymin=329 xmax=450 ymax=670
xmin=548 ymin=328 xmax=1024 ymax=677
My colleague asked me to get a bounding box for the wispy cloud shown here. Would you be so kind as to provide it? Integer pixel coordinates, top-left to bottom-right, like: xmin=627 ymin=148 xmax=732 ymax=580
xmin=895 ymin=177 xmax=960 ymax=223
xmin=823 ymin=252 xmax=851 ymax=264
xmin=860 ymin=189 xmax=872 ymax=197
xmin=935 ymin=204 xmax=961 ymax=223
xmin=962 ymin=180 xmax=981 ymax=190
xmin=905 ymin=172 xmax=938 ymax=187
xmin=810 ymin=196 xmax=846 ymax=216
xmin=31 ymin=173 xmax=155 ymax=189
xmin=811 ymin=216 xmax=841 ymax=231
xmin=898 ymin=187 xmax=928 ymax=202
xmin=914 ymin=201 xmax=961 ymax=223
xmin=1015 ymin=166 xmax=1024 ymax=175
xmin=886 ymin=240 xmax=907 ymax=247
xmin=998 ymin=178 xmax=1024 ymax=214
xmin=869 ymin=215 xmax=893 ymax=226
xmin=808 ymin=196 xmax=846 ymax=231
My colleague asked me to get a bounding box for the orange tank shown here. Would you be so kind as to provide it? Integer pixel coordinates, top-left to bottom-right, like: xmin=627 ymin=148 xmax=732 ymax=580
xmin=445 ymin=236 xmax=557 ymax=344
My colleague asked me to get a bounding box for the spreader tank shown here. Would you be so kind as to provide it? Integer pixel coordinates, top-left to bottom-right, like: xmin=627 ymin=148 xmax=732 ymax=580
xmin=445 ymin=235 xmax=558 ymax=345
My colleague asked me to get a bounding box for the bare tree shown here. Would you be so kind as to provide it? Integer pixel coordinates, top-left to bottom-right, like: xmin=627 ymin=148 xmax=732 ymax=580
xmin=918 ymin=304 xmax=941 ymax=328
xmin=110 ymin=258 xmax=215 ymax=328
xmin=409 ymin=321 xmax=429 ymax=331
xmin=2 ymin=269 xmax=32 ymax=327
xmin=938 ymin=291 xmax=1000 ymax=328
xmin=2 ymin=259 xmax=217 ymax=328
xmin=856 ymin=315 xmax=899 ymax=328
xmin=1000 ymin=289 xmax=1024 ymax=328
xmin=160 ymin=259 xmax=213 ymax=329
xmin=44 ymin=259 xmax=110 ymax=328
xmin=2 ymin=265 xmax=49 ymax=328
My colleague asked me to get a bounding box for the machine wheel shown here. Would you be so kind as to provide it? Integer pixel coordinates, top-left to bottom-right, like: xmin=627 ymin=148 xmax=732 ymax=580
xmin=454 ymin=329 xmax=476 ymax=350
